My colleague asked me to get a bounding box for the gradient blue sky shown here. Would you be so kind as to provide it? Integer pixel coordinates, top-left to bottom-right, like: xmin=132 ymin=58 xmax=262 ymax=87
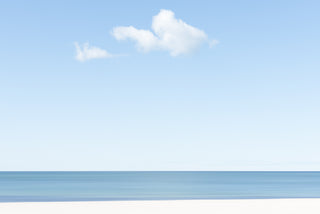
xmin=1 ymin=0 xmax=320 ymax=170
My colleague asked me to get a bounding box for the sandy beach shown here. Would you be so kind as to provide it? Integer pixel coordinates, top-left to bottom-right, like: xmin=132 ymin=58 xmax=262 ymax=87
xmin=0 ymin=199 xmax=320 ymax=214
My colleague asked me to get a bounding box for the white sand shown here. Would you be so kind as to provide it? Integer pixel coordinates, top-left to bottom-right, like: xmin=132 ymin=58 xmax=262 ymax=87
xmin=0 ymin=199 xmax=320 ymax=214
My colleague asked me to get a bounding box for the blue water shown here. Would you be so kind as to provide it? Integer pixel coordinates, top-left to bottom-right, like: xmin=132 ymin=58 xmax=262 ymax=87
xmin=0 ymin=171 xmax=320 ymax=202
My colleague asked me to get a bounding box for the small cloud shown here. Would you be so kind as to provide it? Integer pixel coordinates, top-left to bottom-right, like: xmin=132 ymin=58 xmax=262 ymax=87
xmin=74 ymin=42 xmax=113 ymax=62
xmin=209 ymin=39 xmax=220 ymax=48
xmin=112 ymin=9 xmax=215 ymax=56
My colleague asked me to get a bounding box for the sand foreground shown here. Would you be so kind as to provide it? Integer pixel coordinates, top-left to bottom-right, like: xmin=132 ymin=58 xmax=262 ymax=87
xmin=0 ymin=199 xmax=320 ymax=214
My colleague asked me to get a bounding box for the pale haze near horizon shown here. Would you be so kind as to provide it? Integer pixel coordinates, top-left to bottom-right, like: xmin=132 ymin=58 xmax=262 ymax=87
xmin=0 ymin=0 xmax=319 ymax=171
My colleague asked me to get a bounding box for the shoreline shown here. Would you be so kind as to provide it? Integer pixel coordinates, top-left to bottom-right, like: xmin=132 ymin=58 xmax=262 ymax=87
xmin=1 ymin=197 xmax=320 ymax=203
xmin=1 ymin=199 xmax=320 ymax=214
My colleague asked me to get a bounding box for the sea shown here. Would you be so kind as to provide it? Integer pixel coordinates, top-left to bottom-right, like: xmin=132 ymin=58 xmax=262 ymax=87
xmin=0 ymin=171 xmax=320 ymax=202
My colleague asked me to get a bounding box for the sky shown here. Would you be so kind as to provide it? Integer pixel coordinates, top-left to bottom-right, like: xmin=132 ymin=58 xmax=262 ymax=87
xmin=0 ymin=0 xmax=320 ymax=171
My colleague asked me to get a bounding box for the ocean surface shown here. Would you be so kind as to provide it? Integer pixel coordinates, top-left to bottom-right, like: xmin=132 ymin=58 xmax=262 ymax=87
xmin=0 ymin=171 xmax=320 ymax=202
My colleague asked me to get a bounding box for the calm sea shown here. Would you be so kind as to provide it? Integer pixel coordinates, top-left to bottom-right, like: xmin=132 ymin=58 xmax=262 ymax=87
xmin=0 ymin=171 xmax=320 ymax=202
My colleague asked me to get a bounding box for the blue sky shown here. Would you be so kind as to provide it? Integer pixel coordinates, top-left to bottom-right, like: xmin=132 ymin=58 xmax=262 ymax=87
xmin=0 ymin=0 xmax=320 ymax=170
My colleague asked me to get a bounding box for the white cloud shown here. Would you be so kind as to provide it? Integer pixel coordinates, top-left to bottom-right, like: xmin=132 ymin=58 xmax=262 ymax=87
xmin=112 ymin=9 xmax=217 ymax=56
xmin=74 ymin=42 xmax=113 ymax=62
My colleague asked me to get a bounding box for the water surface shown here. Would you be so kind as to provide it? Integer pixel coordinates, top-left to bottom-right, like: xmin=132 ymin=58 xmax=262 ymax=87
xmin=0 ymin=171 xmax=320 ymax=202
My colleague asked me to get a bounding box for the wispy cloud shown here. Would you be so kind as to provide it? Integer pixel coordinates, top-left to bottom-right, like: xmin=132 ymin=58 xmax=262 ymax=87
xmin=112 ymin=9 xmax=218 ymax=56
xmin=74 ymin=42 xmax=114 ymax=62
xmin=209 ymin=39 xmax=220 ymax=48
